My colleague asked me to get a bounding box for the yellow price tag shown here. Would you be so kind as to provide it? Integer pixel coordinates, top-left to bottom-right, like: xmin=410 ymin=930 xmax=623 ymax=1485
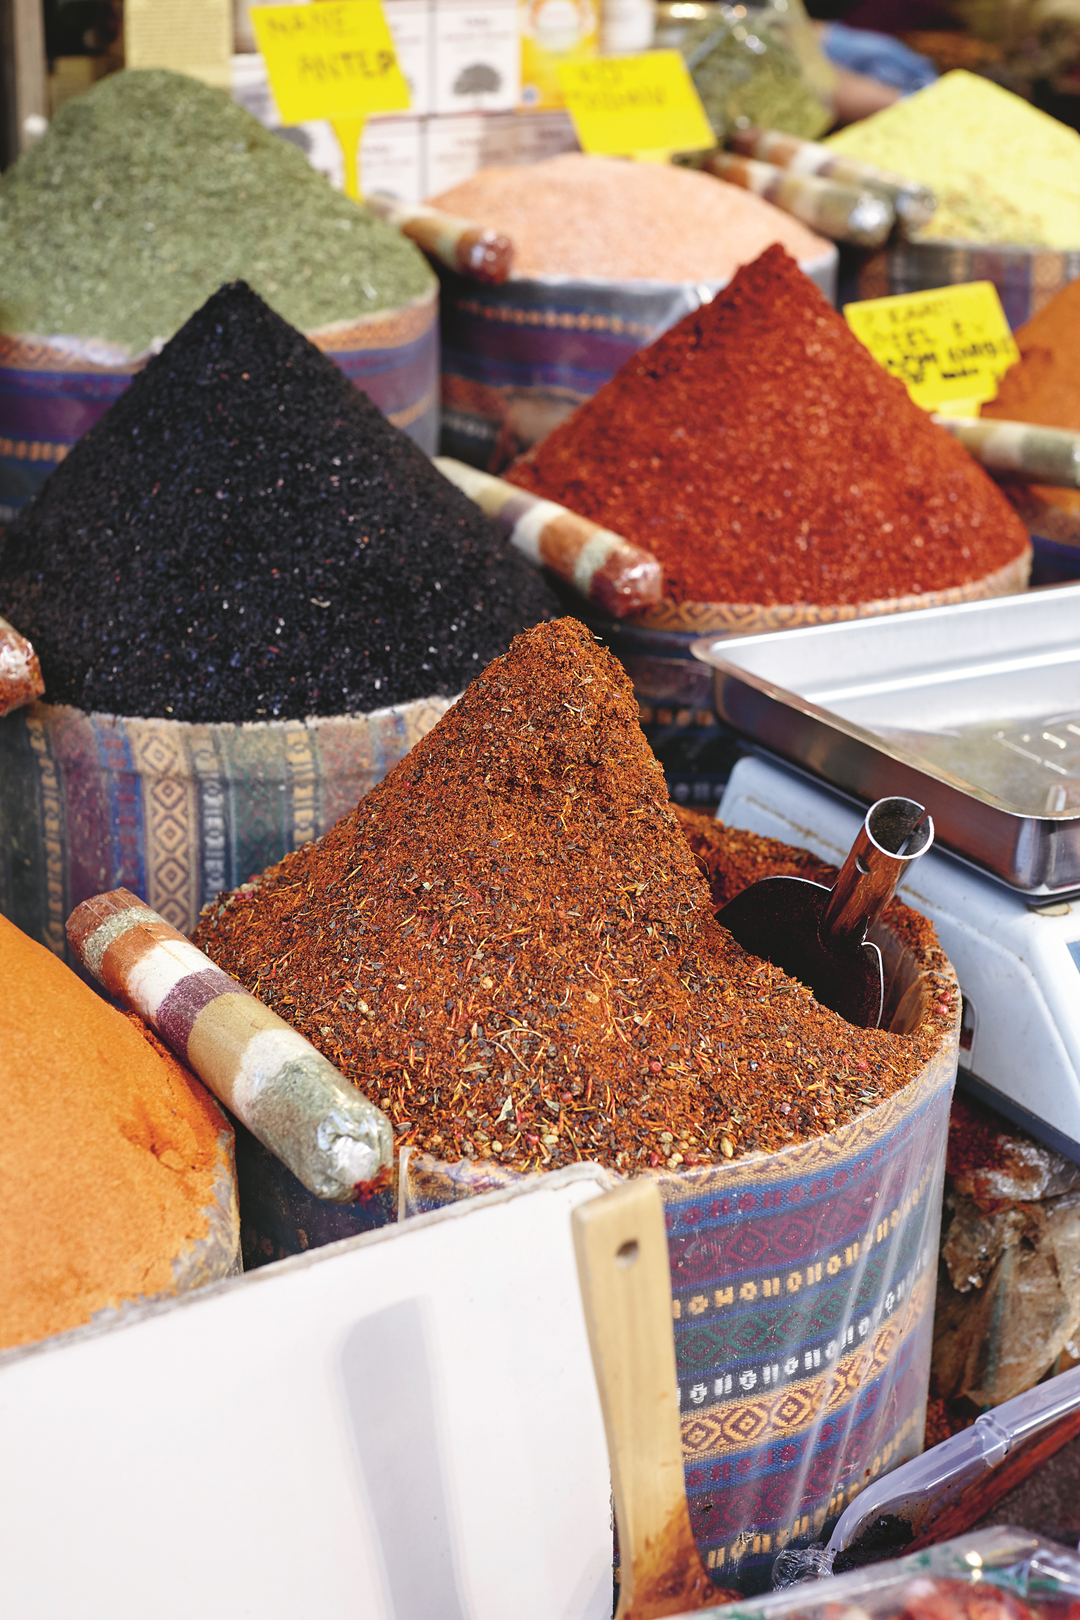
xmin=843 ymin=281 xmax=1019 ymax=414
xmin=249 ymin=1 xmax=411 ymax=125
xmin=557 ymin=52 xmax=715 ymax=159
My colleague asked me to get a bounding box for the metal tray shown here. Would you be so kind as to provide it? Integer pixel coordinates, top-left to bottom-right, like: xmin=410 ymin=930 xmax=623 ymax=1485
xmin=692 ymin=584 xmax=1080 ymax=896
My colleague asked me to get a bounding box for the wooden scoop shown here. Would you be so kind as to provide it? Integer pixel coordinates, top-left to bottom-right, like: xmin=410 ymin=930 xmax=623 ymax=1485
xmin=716 ymin=797 xmax=934 ymax=1029
xmin=573 ymin=1179 xmax=737 ymax=1619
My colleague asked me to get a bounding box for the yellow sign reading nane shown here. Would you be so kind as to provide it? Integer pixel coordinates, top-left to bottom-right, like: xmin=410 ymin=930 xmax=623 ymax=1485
xmin=843 ymin=281 xmax=1019 ymax=414
xmin=557 ymin=52 xmax=715 ymax=158
xmin=250 ymin=1 xmax=410 ymax=126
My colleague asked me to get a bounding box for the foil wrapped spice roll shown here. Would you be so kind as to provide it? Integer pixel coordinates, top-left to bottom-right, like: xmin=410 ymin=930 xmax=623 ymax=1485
xmin=366 ymin=192 xmax=513 ymax=284
xmin=728 ymin=126 xmax=937 ymax=233
xmin=0 ymin=614 xmax=44 ymax=716
xmin=704 ymin=150 xmax=894 ymax=249
xmin=932 ymin=416 xmax=1080 ymax=488
xmin=434 ymin=457 xmax=664 ymax=618
xmin=67 ymin=889 xmax=394 ymax=1202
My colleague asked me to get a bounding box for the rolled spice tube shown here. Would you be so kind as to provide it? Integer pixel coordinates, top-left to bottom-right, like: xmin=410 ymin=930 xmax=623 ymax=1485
xmin=932 ymin=415 xmax=1080 ymax=488
xmin=434 ymin=456 xmax=664 ymax=618
xmin=704 ymin=151 xmax=894 ymax=249
xmin=0 ymin=614 xmax=44 ymax=716
xmin=67 ymin=889 xmax=394 ymax=1203
xmin=365 ymin=191 xmax=514 ymax=284
xmin=728 ymin=126 xmax=936 ymax=232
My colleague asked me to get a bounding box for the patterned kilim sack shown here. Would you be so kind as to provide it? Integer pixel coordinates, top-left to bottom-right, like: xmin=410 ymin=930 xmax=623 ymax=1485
xmin=0 ymin=287 xmax=439 ymax=522
xmin=230 ymin=905 xmax=959 ymax=1594
xmin=0 ymin=694 xmax=454 ymax=962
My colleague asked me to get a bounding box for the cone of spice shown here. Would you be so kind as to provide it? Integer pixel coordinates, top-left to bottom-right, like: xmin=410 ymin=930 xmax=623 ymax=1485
xmin=504 ymin=246 xmax=1031 ymax=622
xmin=0 ymin=281 xmax=557 ymax=723
xmin=193 ymin=618 xmax=956 ymax=1175
xmin=0 ymin=912 xmax=238 ymax=1353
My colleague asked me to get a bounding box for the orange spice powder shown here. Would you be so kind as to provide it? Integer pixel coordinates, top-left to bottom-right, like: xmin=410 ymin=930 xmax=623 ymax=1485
xmin=0 ymin=914 xmax=230 ymax=1352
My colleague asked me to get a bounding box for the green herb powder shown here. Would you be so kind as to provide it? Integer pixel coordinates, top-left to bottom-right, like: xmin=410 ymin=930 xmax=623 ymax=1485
xmin=0 ymin=68 xmax=434 ymax=354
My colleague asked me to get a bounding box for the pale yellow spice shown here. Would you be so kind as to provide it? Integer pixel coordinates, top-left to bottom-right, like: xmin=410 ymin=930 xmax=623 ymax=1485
xmin=826 ymin=71 xmax=1080 ymax=248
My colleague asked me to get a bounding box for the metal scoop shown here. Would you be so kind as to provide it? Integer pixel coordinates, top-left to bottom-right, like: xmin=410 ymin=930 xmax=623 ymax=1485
xmin=716 ymin=797 xmax=934 ymax=1028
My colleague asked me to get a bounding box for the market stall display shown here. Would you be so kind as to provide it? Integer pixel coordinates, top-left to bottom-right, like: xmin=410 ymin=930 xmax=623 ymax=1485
xmin=0 ymin=68 xmax=439 ymax=518
xmin=193 ymin=615 xmax=960 ymax=1592
xmin=0 ymin=911 xmax=238 ymax=1354
xmin=827 ymin=71 xmax=1080 ymax=326
xmin=0 ymin=281 xmax=556 ymax=948
xmin=427 ymin=154 xmax=836 ymax=469
xmin=506 ymin=245 xmax=1032 ymax=631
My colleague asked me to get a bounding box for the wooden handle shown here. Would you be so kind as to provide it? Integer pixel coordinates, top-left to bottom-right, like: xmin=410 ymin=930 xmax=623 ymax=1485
xmin=572 ymin=1180 xmax=721 ymax=1619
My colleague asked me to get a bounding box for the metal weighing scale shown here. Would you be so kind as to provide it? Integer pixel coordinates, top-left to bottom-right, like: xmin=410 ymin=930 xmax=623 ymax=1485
xmin=692 ymin=584 xmax=1080 ymax=1163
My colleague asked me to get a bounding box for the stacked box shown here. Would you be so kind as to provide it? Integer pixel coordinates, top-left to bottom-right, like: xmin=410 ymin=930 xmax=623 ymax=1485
xmin=231 ymin=19 xmax=577 ymax=205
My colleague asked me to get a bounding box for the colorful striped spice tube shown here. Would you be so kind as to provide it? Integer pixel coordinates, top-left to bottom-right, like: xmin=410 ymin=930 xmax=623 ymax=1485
xmin=67 ymin=888 xmax=393 ymax=1203
xmin=434 ymin=456 xmax=664 ymax=618
xmin=0 ymin=614 xmax=43 ymax=716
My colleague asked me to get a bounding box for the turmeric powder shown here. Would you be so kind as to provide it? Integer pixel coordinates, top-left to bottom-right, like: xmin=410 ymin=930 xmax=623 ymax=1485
xmin=0 ymin=914 xmax=236 ymax=1352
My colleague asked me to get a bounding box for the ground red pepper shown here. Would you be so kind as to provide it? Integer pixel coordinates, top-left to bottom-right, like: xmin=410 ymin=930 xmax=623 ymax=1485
xmin=505 ymin=245 xmax=1030 ymax=608
xmin=193 ymin=618 xmax=954 ymax=1172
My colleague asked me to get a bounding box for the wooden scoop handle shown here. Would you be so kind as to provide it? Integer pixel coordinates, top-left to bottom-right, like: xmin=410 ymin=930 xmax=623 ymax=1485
xmin=572 ymin=1180 xmax=728 ymax=1618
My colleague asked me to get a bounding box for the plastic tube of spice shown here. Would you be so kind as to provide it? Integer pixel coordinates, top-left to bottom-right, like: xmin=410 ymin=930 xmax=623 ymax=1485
xmin=434 ymin=456 xmax=664 ymax=618
xmin=67 ymin=889 xmax=394 ymax=1203
xmin=703 ymin=150 xmax=894 ymax=248
xmin=728 ymin=126 xmax=937 ymax=233
xmin=0 ymin=614 xmax=44 ymax=716
xmin=365 ymin=192 xmax=514 ymax=284
xmin=932 ymin=415 xmax=1080 ymax=488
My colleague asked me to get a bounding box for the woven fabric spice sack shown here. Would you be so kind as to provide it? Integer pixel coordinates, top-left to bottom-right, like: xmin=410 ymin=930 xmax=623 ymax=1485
xmin=188 ymin=616 xmax=961 ymax=1595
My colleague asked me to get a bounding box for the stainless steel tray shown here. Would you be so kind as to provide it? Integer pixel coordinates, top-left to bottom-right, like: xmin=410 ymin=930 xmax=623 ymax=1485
xmin=692 ymin=584 xmax=1080 ymax=896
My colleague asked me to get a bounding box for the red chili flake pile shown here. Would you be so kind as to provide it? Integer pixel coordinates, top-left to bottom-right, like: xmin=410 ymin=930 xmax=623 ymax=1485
xmin=193 ymin=618 xmax=954 ymax=1172
xmin=505 ymin=245 xmax=1031 ymax=608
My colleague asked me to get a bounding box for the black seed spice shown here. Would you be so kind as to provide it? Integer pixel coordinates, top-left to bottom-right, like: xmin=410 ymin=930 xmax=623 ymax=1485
xmin=0 ymin=282 xmax=557 ymax=723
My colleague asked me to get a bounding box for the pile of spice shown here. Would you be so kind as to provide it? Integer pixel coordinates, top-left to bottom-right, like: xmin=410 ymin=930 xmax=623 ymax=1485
xmin=193 ymin=617 xmax=955 ymax=1174
xmin=505 ymin=246 xmax=1030 ymax=607
xmin=984 ymin=276 xmax=1080 ymax=517
xmin=825 ymin=71 xmax=1080 ymax=247
xmin=0 ymin=282 xmax=556 ymax=722
xmin=0 ymin=912 xmax=232 ymax=1352
xmin=427 ymin=153 xmax=828 ymax=281
xmin=0 ymin=69 xmax=432 ymax=355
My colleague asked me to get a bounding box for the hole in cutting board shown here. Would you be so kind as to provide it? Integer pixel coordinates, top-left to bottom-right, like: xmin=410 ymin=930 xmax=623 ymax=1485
xmin=617 ymin=1240 xmax=639 ymax=1267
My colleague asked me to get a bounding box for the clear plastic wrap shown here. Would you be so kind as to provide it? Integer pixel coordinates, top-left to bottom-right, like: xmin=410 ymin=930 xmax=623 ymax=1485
xmin=694 ymin=1526 xmax=1080 ymax=1620
xmin=821 ymin=1364 xmax=1080 ymax=1572
xmin=399 ymin=922 xmax=961 ymax=1596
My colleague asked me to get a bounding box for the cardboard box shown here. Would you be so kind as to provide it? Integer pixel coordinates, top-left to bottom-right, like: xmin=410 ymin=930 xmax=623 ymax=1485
xmin=431 ymin=0 xmax=520 ymax=115
xmin=424 ymin=110 xmax=519 ymax=194
xmin=514 ymin=106 xmax=579 ymax=163
xmin=362 ymin=115 xmax=426 ymax=202
xmin=382 ymin=0 xmax=433 ymax=116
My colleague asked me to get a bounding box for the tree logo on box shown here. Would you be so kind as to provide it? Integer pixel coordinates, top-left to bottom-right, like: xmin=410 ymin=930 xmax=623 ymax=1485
xmin=453 ymin=62 xmax=503 ymax=103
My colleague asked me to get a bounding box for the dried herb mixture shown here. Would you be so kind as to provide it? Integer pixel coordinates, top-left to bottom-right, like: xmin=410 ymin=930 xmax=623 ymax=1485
xmin=0 ymin=69 xmax=432 ymax=353
xmin=194 ymin=618 xmax=954 ymax=1172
